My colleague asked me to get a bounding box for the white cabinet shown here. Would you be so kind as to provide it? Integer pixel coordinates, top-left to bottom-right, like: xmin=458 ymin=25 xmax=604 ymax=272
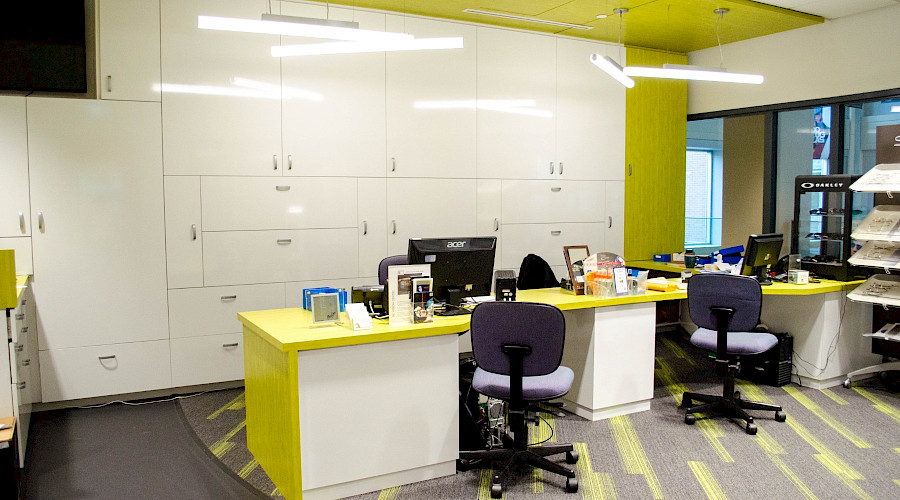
xmin=605 ymin=181 xmax=625 ymax=256
xmin=201 ymin=177 xmax=357 ymax=231
xmin=476 ymin=180 xmax=503 ymax=268
xmin=203 ymin=228 xmax=359 ymax=286
xmin=168 ymin=284 xmax=285 ymax=338
xmin=386 ymin=179 xmax=477 ymax=255
xmin=27 ymin=98 xmax=168 ymax=350
xmin=476 ymin=28 xmax=556 ymax=180
xmin=358 ymin=178 xmax=387 ymax=277
xmin=501 ymin=223 xmax=605 ymax=272
xmin=160 ymin=0 xmax=282 ymax=175
xmin=97 ymin=0 xmax=161 ymax=101
xmin=164 ymin=176 xmax=203 ymax=289
xmin=280 ymin=3 xmax=385 ymax=178
xmin=0 ymin=96 xmax=30 ymax=238
xmin=39 ymin=340 xmax=171 ymax=402
xmin=3 ymin=281 xmax=39 ymax=467
xmin=501 ymin=180 xmax=605 ymax=224
xmin=171 ymin=333 xmax=244 ymax=387
xmin=555 ymin=38 xmax=625 ymax=181
xmin=385 ymin=16 xmax=476 ymax=179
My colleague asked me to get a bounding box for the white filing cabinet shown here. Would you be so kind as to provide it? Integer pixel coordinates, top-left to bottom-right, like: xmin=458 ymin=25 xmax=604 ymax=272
xmin=97 ymin=0 xmax=161 ymax=102
xmin=386 ymin=178 xmax=477 ymax=256
xmin=3 ymin=279 xmax=39 ymax=467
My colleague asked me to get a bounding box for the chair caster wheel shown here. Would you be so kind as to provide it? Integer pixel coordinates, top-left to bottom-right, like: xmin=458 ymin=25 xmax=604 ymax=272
xmin=456 ymin=458 xmax=469 ymax=471
xmin=491 ymin=475 xmax=502 ymax=498
xmin=685 ymin=413 xmax=696 ymax=425
xmin=566 ymin=477 xmax=579 ymax=493
xmin=843 ymin=379 xmax=851 ymax=388
xmin=733 ymin=391 xmax=741 ymax=400
xmin=775 ymin=411 xmax=787 ymax=422
xmin=565 ymin=450 xmax=579 ymax=464
xmin=746 ymin=422 xmax=758 ymax=435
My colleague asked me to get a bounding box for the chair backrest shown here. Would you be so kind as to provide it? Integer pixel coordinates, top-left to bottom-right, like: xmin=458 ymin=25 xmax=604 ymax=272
xmin=517 ymin=254 xmax=559 ymax=289
xmin=688 ymin=273 xmax=762 ymax=332
xmin=470 ymin=301 xmax=565 ymax=377
xmin=378 ymin=255 xmax=407 ymax=285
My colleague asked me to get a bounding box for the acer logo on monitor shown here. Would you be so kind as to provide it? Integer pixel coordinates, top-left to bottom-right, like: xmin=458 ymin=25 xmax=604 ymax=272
xmin=447 ymin=241 xmax=466 ymax=248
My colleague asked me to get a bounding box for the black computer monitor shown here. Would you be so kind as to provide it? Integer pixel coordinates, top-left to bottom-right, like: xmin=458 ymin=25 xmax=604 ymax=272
xmin=407 ymin=237 xmax=497 ymax=307
xmin=741 ymin=233 xmax=784 ymax=285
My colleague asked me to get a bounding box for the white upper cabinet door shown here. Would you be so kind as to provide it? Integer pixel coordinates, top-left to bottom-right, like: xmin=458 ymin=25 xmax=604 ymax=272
xmin=556 ymin=38 xmax=625 ymax=181
xmin=476 ymin=28 xmax=556 ymax=180
xmin=358 ymin=178 xmax=387 ymax=277
xmin=160 ymin=0 xmax=282 ymax=175
xmin=0 ymin=96 xmax=29 ymax=238
xmin=98 ymin=0 xmax=161 ymax=101
xmin=386 ymin=178 xmax=477 ymax=255
xmin=385 ymin=16 xmax=476 ymax=179
xmin=605 ymin=180 xmax=625 ymax=256
xmin=501 ymin=180 xmax=605 ymax=224
xmin=27 ymin=99 xmax=168 ymax=350
xmin=200 ymin=177 xmax=357 ymax=231
xmin=280 ymin=3 xmax=385 ymax=178
xmin=164 ymin=176 xmax=203 ymax=289
xmin=477 ymin=180 xmax=502 ymax=270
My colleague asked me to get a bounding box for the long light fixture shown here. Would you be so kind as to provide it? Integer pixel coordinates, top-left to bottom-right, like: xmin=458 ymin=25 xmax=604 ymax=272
xmin=462 ymin=9 xmax=592 ymax=30
xmin=273 ymin=37 xmax=463 ymax=57
xmin=198 ymin=14 xmax=413 ymax=42
xmin=623 ymin=63 xmax=764 ymax=84
xmin=590 ymin=54 xmax=634 ymax=88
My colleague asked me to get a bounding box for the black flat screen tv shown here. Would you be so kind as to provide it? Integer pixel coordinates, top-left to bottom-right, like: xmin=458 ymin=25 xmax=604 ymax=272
xmin=0 ymin=3 xmax=87 ymax=92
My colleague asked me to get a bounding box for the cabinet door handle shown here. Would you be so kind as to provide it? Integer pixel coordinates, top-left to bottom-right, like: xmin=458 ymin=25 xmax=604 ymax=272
xmin=362 ymin=220 xmax=368 ymax=235
xmin=391 ymin=220 xmax=397 ymax=234
xmin=550 ymin=162 xmax=555 ymax=175
xmin=628 ymin=164 xmax=633 ymax=176
xmin=391 ymin=157 xmax=396 ymax=172
xmin=22 ymin=359 xmax=30 ymax=367
xmin=275 ymin=185 xmax=290 ymax=191
xmin=287 ymin=154 xmax=292 ymax=170
xmin=273 ymin=155 xmax=278 ymax=170
xmin=17 ymin=382 xmax=25 ymax=390
xmin=38 ymin=212 xmax=44 ymax=232
xmin=551 ymin=230 xmax=562 ymax=236
xmin=494 ymin=218 xmax=500 ymax=231
xmin=277 ymin=239 xmax=292 ymax=244
xmin=551 ymin=187 xmax=562 ymax=192
xmin=559 ymin=162 xmax=564 ymax=175
xmin=15 ymin=345 xmax=24 ymax=352
xmin=20 ymin=326 xmax=27 ymax=333
xmin=191 ymin=224 xmax=197 ymax=241
xmin=609 ymin=216 xmax=613 ymax=228
xmin=106 ymin=75 xmax=112 ymax=92
xmin=98 ymin=355 xmax=116 ymax=361
xmin=223 ymin=343 xmax=239 ymax=349
xmin=19 ymin=212 xmax=25 ymax=233
xmin=15 ymin=313 xmax=24 ymax=321
xmin=220 ymin=295 xmax=237 ymax=301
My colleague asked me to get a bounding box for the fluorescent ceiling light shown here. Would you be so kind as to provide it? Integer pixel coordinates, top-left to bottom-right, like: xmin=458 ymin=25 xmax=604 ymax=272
xmin=462 ymin=9 xmax=592 ymax=30
xmin=589 ymin=54 xmax=635 ymax=88
xmin=413 ymin=99 xmax=553 ymax=118
xmin=623 ymin=64 xmax=764 ymax=84
xmin=273 ymin=37 xmax=463 ymax=57
xmin=198 ymin=15 xmax=413 ymax=42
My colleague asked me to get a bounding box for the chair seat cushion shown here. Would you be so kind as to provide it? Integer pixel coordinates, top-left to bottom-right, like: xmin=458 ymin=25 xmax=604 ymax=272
xmin=472 ymin=366 xmax=575 ymax=401
xmin=690 ymin=327 xmax=778 ymax=355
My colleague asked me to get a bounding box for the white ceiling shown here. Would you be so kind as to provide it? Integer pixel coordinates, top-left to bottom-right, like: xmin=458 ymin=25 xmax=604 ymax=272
xmin=757 ymin=0 xmax=900 ymax=19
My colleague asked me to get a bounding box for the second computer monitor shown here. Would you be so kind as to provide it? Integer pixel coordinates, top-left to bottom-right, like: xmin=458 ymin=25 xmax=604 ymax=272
xmin=407 ymin=237 xmax=497 ymax=306
xmin=741 ymin=233 xmax=784 ymax=285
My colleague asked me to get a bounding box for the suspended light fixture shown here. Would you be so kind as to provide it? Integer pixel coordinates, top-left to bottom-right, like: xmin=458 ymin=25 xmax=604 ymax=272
xmin=198 ymin=14 xmax=414 ymax=42
xmin=589 ymin=8 xmax=634 ymax=88
xmin=623 ymin=8 xmax=764 ymax=85
xmin=273 ymin=37 xmax=464 ymax=57
xmin=462 ymin=9 xmax=592 ymax=30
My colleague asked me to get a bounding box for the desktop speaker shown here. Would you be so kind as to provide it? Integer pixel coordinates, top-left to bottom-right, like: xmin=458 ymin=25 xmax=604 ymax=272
xmin=739 ymin=332 xmax=793 ymax=387
xmin=494 ymin=270 xmax=517 ymax=301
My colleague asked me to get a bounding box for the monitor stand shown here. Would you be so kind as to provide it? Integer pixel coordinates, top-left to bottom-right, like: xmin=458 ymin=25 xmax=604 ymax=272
xmin=754 ymin=267 xmax=773 ymax=285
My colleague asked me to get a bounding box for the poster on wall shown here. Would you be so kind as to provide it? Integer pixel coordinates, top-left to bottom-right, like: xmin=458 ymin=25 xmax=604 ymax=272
xmin=812 ymin=107 xmax=831 ymax=161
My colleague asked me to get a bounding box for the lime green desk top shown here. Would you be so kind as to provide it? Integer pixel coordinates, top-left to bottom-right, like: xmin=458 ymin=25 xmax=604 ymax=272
xmin=629 ymin=260 xmax=697 ymax=274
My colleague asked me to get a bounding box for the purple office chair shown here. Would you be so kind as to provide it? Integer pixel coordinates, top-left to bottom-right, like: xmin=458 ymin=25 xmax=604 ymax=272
xmin=458 ymin=301 xmax=579 ymax=497
xmin=682 ymin=273 xmax=787 ymax=434
xmin=378 ymin=255 xmax=407 ymax=285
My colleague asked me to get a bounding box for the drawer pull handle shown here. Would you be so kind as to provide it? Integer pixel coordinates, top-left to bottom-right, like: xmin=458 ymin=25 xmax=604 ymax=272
xmin=287 ymin=154 xmax=292 ymax=171
xmin=20 ymin=326 xmax=27 ymax=333
xmin=277 ymin=239 xmax=292 ymax=244
xmin=19 ymin=212 xmax=25 ymax=233
xmin=273 ymin=154 xmax=278 ymax=170
xmin=98 ymin=355 xmax=117 ymax=361
xmin=551 ymin=230 xmax=562 ymax=236
xmin=17 ymin=382 xmax=25 ymax=390
xmin=223 ymin=343 xmax=239 ymax=349
xmin=362 ymin=220 xmax=368 ymax=235
xmin=275 ymin=185 xmax=290 ymax=191
xmin=551 ymin=187 xmax=562 ymax=192
xmin=221 ymin=295 xmax=237 ymax=301
xmin=15 ymin=345 xmax=24 ymax=352
xmin=15 ymin=314 xmax=24 ymax=321
xmin=494 ymin=218 xmax=499 ymax=231
xmin=191 ymin=224 xmax=197 ymax=241
xmin=549 ymin=162 xmax=554 ymax=175
xmin=559 ymin=162 xmax=564 ymax=175
xmin=22 ymin=359 xmax=30 ymax=367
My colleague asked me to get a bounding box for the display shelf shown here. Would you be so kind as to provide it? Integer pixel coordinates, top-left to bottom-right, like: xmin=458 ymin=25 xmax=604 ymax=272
xmin=863 ymin=323 xmax=900 ymax=342
xmin=850 ymin=205 xmax=900 ymax=241
xmin=848 ymin=240 xmax=900 ymax=269
xmin=847 ymin=274 xmax=900 ymax=307
xmin=849 ymin=163 xmax=900 ymax=193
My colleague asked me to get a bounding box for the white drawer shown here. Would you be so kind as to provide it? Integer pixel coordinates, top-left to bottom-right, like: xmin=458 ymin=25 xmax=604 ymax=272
xmin=203 ymin=229 xmax=359 ymax=286
xmin=501 ymin=222 xmax=605 ymax=269
xmin=501 ymin=180 xmax=605 ymax=224
xmin=168 ymin=284 xmax=285 ymax=339
xmin=201 ymin=177 xmax=358 ymax=231
xmin=171 ymin=333 xmax=244 ymax=387
xmin=39 ymin=341 xmax=171 ymax=402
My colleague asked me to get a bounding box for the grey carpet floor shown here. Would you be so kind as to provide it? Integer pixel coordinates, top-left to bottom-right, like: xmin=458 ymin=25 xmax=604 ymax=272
xmin=178 ymin=332 xmax=900 ymax=499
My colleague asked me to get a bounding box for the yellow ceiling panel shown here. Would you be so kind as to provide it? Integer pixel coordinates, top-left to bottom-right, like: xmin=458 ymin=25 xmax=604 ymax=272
xmin=296 ymin=0 xmax=822 ymax=53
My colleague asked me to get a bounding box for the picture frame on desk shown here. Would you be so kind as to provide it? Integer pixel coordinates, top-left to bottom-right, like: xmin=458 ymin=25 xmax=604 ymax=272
xmin=563 ymin=245 xmax=590 ymax=295
xmin=310 ymin=292 xmax=342 ymax=326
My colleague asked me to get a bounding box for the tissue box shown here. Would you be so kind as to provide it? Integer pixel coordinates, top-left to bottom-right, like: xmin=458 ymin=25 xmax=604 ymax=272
xmin=788 ymin=270 xmax=809 ymax=285
xmin=303 ymin=287 xmax=348 ymax=311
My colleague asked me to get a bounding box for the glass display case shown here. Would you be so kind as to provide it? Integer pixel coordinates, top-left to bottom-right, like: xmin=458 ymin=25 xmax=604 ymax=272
xmin=791 ymin=174 xmax=872 ymax=280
